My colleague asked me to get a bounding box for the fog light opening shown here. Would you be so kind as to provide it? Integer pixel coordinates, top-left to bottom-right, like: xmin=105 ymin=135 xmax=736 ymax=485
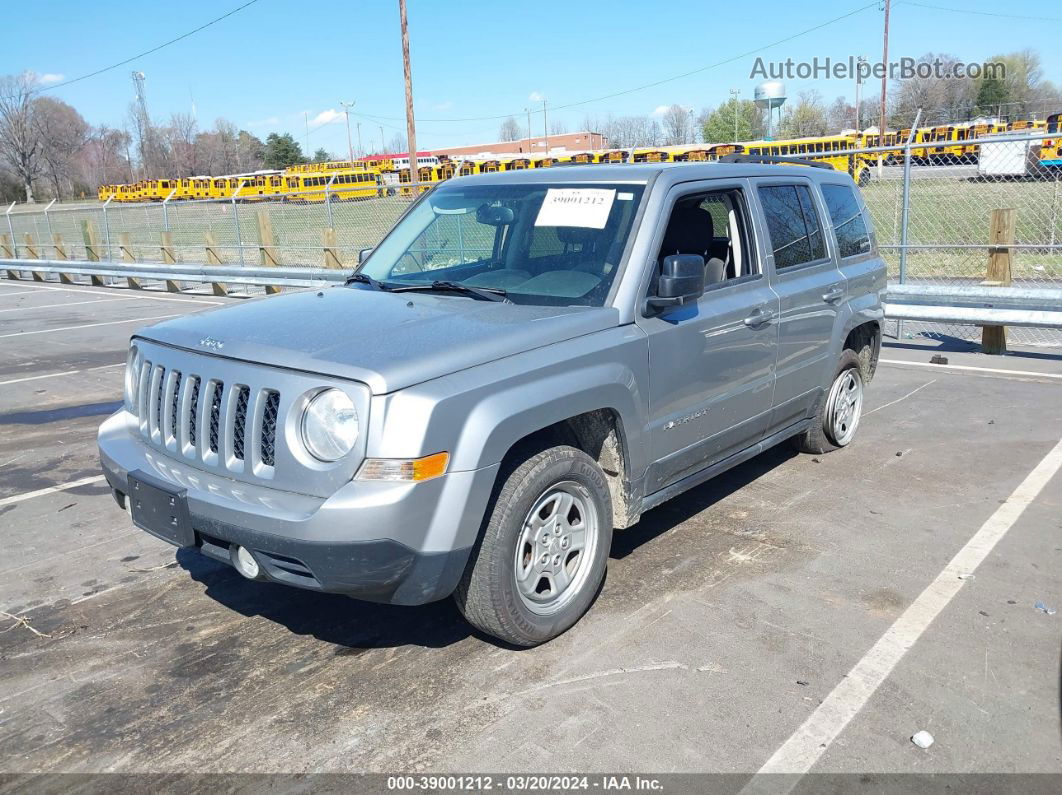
xmin=231 ymin=545 xmax=261 ymax=579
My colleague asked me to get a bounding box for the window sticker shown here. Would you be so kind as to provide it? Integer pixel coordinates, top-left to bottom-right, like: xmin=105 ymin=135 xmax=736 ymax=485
xmin=535 ymin=188 xmax=616 ymax=229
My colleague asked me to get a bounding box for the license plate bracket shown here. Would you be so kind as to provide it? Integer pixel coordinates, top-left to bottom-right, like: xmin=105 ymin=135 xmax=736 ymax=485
xmin=128 ymin=470 xmax=194 ymax=547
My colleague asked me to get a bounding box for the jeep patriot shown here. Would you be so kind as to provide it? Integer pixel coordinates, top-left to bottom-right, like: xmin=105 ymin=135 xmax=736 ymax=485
xmin=98 ymin=161 xmax=885 ymax=646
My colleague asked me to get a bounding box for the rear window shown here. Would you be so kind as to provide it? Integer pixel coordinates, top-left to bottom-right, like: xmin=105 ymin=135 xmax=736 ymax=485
xmin=821 ymin=184 xmax=872 ymax=258
xmin=757 ymin=184 xmax=826 ymax=269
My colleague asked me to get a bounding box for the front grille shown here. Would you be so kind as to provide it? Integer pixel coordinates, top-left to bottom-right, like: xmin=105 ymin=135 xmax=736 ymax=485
xmin=132 ymin=349 xmax=281 ymax=476
xmin=261 ymin=390 xmax=280 ymax=467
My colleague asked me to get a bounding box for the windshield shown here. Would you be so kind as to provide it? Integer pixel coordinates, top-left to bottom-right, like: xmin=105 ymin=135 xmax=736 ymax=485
xmin=357 ymin=182 xmax=646 ymax=306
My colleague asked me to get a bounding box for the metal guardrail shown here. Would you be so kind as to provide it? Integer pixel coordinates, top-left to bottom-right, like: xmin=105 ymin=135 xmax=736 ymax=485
xmin=3 ymin=258 xmax=1061 ymax=332
xmin=884 ymin=284 xmax=1062 ymax=328
xmin=0 ymin=258 xmax=349 ymax=289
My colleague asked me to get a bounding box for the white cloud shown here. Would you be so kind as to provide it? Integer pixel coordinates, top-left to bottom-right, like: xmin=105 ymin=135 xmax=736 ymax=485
xmin=528 ymin=91 xmax=545 ymax=103
xmin=433 ymin=100 xmax=454 ymax=111
xmin=310 ymin=108 xmax=343 ymax=127
xmin=650 ymin=105 xmax=670 ymax=117
xmin=38 ymin=73 xmax=64 ymax=84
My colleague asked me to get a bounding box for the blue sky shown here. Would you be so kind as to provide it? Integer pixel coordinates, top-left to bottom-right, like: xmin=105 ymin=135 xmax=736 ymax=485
xmin=4 ymin=0 xmax=1060 ymax=154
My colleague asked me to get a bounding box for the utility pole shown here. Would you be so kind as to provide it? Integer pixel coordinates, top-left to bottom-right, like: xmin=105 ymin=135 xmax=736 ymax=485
xmin=730 ymin=89 xmax=741 ymax=142
xmin=340 ymin=100 xmax=356 ymax=164
xmin=379 ymin=126 xmax=385 ymax=153
xmin=525 ymin=107 xmax=532 ymax=155
xmin=356 ymin=122 xmax=363 ymax=157
xmin=855 ymin=55 xmax=867 ymax=130
xmin=304 ymin=112 xmax=310 ymax=160
xmin=878 ymin=0 xmax=891 ymax=175
xmin=543 ymin=99 xmax=549 ymax=154
xmin=398 ymin=0 xmax=417 ymax=183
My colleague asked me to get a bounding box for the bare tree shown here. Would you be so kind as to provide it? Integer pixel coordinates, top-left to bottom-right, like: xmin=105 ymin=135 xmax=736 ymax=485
xmin=0 ymin=72 xmax=43 ymax=201
xmin=661 ymin=104 xmax=692 ymax=145
xmin=34 ymin=96 xmax=89 ymax=199
xmin=780 ymin=90 xmax=829 ymax=138
xmin=549 ymin=119 xmax=568 ymax=135
xmin=165 ymin=112 xmax=198 ymax=177
xmin=498 ymin=117 xmax=522 ymax=141
xmin=826 ymin=96 xmax=855 ymax=132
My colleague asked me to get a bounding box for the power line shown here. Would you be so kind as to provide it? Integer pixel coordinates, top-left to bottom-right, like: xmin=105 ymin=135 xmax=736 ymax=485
xmin=898 ymin=1 xmax=1062 ymax=22
xmin=350 ymin=2 xmax=881 ymax=124
xmin=34 ymin=0 xmax=264 ymax=94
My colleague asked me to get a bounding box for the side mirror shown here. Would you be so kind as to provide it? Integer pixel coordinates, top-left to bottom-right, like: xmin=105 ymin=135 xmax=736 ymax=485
xmin=646 ymin=254 xmax=705 ymax=310
xmin=358 ymin=247 xmax=373 ymax=264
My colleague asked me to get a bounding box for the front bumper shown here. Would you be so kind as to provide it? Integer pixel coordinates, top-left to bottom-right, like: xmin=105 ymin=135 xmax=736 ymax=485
xmin=98 ymin=411 xmax=499 ymax=605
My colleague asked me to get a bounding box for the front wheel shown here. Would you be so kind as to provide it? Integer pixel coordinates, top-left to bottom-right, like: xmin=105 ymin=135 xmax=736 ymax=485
xmin=454 ymin=445 xmax=613 ymax=647
xmin=792 ymin=350 xmax=865 ymax=454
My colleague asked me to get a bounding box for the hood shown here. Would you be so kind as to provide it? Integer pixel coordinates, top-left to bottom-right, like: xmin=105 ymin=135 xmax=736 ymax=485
xmin=136 ymin=287 xmax=620 ymax=394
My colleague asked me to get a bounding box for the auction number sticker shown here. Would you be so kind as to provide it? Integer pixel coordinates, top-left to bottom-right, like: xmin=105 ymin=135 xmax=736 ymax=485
xmin=535 ymin=188 xmax=616 ymax=229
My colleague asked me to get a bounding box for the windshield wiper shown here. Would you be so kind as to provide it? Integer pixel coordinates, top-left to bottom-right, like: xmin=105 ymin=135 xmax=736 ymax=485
xmin=390 ymin=280 xmax=510 ymax=303
xmin=345 ymin=272 xmax=391 ymax=290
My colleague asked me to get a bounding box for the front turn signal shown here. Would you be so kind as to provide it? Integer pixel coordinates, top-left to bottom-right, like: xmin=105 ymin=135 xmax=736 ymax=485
xmin=356 ymin=452 xmax=450 ymax=482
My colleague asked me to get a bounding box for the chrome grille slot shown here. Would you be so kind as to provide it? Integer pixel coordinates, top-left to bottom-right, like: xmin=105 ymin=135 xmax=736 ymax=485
xmin=232 ymin=386 xmax=250 ymax=462
xmin=164 ymin=371 xmax=182 ymax=447
xmin=208 ymin=381 xmax=224 ymax=455
xmin=187 ymin=377 xmax=200 ymax=449
xmin=136 ymin=359 xmax=152 ymax=433
xmin=148 ymin=365 xmax=165 ymax=441
xmin=260 ymin=390 xmax=280 ymax=467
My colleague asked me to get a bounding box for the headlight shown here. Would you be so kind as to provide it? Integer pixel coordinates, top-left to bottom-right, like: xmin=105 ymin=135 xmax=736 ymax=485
xmin=124 ymin=346 xmax=140 ymax=414
xmin=300 ymin=389 xmax=359 ymax=461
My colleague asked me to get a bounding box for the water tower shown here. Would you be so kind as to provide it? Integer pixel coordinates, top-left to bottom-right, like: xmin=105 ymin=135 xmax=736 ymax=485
xmin=754 ymin=81 xmax=786 ymax=141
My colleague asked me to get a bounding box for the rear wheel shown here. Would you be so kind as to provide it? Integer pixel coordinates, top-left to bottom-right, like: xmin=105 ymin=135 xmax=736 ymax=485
xmin=792 ymin=350 xmax=864 ymax=454
xmin=454 ymin=445 xmax=613 ymax=647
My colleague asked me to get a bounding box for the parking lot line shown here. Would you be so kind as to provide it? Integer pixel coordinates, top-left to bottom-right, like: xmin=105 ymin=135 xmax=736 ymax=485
xmin=0 ymin=289 xmax=38 ymax=297
xmin=0 ymin=280 xmax=226 ymax=306
xmin=0 ymin=314 xmax=183 ymax=339
xmin=0 ymin=298 xmax=132 ymax=314
xmin=881 ymin=358 xmax=1062 ymax=381
xmin=746 ymin=433 xmax=1062 ymax=786
xmin=0 ymin=362 xmax=124 ymax=387
xmin=0 ymin=475 xmax=107 ymax=508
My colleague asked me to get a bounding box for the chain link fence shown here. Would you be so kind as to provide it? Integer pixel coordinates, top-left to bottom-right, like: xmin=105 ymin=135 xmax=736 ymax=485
xmin=3 ymin=132 xmax=1061 ymax=345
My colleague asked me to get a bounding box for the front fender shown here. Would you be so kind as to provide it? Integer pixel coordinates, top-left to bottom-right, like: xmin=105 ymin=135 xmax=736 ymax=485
xmin=366 ymin=324 xmax=650 ymax=477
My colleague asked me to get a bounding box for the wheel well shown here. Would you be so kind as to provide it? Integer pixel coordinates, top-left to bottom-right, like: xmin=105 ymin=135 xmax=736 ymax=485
xmin=500 ymin=409 xmax=637 ymax=529
xmin=844 ymin=320 xmax=882 ymax=384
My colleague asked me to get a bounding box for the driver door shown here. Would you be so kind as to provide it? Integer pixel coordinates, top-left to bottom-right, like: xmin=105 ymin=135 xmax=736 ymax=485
xmin=637 ymin=182 xmax=779 ymax=495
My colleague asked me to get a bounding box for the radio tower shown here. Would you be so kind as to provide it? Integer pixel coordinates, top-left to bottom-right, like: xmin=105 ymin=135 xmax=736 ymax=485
xmin=131 ymin=71 xmax=152 ymax=174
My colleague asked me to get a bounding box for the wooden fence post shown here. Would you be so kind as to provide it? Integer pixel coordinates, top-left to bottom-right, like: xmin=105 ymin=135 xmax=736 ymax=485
xmin=118 ymin=232 xmax=141 ymax=289
xmin=204 ymin=231 xmax=228 ymax=296
xmin=53 ymin=233 xmax=75 ymax=284
xmin=322 ymin=227 xmax=342 ymax=270
xmin=256 ymin=210 xmax=281 ymax=294
xmin=0 ymin=233 xmax=16 ymax=279
xmin=160 ymin=231 xmax=180 ymax=293
xmin=81 ymin=220 xmax=105 ymax=286
xmin=981 ymin=208 xmax=1016 ymax=355
xmin=23 ymin=233 xmax=45 ymax=281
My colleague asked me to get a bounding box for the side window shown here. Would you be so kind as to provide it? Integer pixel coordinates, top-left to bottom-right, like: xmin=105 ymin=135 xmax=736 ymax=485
xmin=757 ymin=184 xmax=825 ymax=270
xmin=655 ymin=188 xmax=757 ymax=288
xmin=821 ymin=184 xmax=872 ymax=258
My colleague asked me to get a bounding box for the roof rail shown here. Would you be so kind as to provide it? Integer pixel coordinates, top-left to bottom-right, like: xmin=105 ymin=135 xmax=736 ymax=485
xmin=718 ymin=153 xmax=833 ymax=170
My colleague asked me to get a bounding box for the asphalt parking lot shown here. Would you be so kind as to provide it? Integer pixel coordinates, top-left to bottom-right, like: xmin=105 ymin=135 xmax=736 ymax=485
xmin=1 ymin=276 xmax=1060 ymax=780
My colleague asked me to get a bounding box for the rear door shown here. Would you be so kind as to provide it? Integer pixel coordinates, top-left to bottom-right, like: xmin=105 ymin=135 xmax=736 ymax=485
xmin=819 ymin=180 xmax=884 ymax=304
xmin=751 ymin=179 xmax=845 ymax=435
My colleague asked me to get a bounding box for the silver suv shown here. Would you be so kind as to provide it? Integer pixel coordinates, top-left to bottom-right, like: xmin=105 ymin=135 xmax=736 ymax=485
xmin=99 ymin=161 xmax=885 ymax=646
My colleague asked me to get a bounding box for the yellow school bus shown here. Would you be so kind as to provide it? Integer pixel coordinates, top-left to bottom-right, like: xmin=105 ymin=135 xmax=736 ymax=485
xmin=1041 ymin=113 xmax=1062 ymax=168
xmin=745 ymin=135 xmax=872 ymax=185
xmin=595 ymin=150 xmax=629 ymax=164
xmin=284 ymin=170 xmax=379 ymax=201
xmin=631 ymin=148 xmax=672 ymax=163
xmin=503 ymin=157 xmax=532 ymax=170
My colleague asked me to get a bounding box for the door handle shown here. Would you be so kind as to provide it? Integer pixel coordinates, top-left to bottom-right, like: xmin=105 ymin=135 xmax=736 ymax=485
xmin=743 ymin=307 xmax=775 ymax=328
xmin=822 ymin=285 xmax=845 ymax=304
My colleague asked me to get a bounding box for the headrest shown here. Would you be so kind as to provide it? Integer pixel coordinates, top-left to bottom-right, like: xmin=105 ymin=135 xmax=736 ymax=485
xmin=661 ymin=204 xmax=714 ymax=256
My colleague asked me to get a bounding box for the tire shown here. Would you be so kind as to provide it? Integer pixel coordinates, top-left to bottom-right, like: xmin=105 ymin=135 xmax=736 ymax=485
xmin=454 ymin=445 xmax=613 ymax=647
xmin=791 ymin=350 xmax=865 ymax=455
